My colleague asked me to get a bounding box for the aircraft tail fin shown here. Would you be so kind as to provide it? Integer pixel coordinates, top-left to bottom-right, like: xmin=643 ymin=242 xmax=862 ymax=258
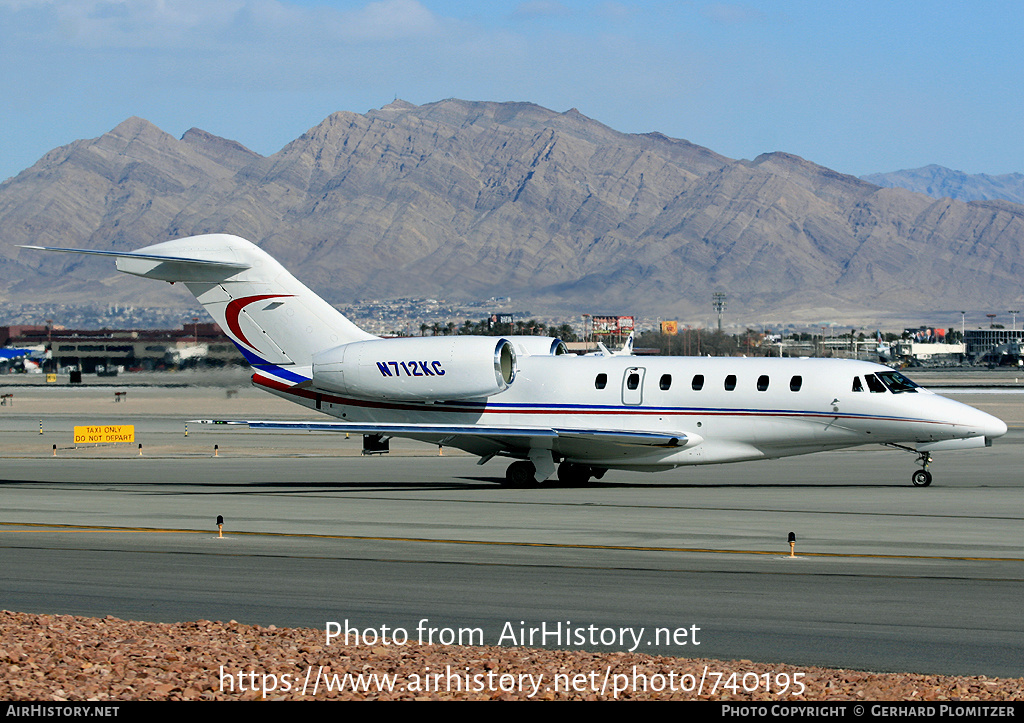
xmin=24 ymin=234 xmax=376 ymax=369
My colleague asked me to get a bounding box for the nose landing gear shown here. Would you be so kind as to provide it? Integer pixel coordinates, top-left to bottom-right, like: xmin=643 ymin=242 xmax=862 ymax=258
xmin=887 ymin=444 xmax=933 ymax=486
xmin=911 ymin=452 xmax=933 ymax=487
xmin=911 ymin=467 xmax=932 ymax=487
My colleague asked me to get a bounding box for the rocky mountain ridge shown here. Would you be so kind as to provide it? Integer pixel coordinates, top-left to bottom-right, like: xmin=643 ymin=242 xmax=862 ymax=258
xmin=3 ymin=99 xmax=1023 ymax=324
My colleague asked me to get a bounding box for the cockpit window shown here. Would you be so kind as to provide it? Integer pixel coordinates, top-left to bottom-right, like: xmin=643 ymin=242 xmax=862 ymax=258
xmin=876 ymin=371 xmax=919 ymax=393
xmin=852 ymin=377 xmax=863 ymax=392
xmin=864 ymin=373 xmax=887 ymax=393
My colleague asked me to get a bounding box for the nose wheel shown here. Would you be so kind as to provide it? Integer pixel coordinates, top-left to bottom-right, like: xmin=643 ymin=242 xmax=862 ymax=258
xmin=911 ymin=452 xmax=933 ymax=487
xmin=912 ymin=468 xmax=933 ymax=487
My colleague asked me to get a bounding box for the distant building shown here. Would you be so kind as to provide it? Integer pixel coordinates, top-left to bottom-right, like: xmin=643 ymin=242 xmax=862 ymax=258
xmin=0 ymin=325 xmax=52 ymax=347
xmin=963 ymin=328 xmax=1024 ymax=358
xmin=891 ymin=341 xmax=965 ymax=363
xmin=0 ymin=323 xmax=243 ymax=373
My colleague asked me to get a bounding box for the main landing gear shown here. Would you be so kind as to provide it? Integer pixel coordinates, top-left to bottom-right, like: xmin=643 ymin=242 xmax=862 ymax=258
xmin=505 ymin=460 xmax=538 ymax=487
xmin=503 ymin=460 xmax=607 ymax=487
xmin=886 ymin=444 xmax=933 ymax=486
xmin=554 ymin=461 xmax=607 ymax=486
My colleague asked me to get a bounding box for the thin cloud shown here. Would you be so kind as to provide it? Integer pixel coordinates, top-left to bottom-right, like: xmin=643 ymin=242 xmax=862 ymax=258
xmin=596 ymin=2 xmax=636 ymax=21
xmin=511 ymin=1 xmax=571 ymax=20
xmin=337 ymin=0 xmax=440 ymax=41
xmin=700 ymin=3 xmax=767 ymax=25
xmin=1 ymin=0 xmax=442 ymax=49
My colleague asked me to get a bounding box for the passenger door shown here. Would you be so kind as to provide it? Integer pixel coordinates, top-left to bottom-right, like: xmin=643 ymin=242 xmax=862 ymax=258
xmin=621 ymin=367 xmax=645 ymax=406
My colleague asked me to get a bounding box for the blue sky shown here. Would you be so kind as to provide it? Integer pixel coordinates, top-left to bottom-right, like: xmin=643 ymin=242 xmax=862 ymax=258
xmin=1 ymin=0 xmax=1021 ymax=183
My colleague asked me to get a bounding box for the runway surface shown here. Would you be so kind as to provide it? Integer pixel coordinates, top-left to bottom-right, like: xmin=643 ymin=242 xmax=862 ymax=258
xmin=0 ymin=381 xmax=1021 ymax=678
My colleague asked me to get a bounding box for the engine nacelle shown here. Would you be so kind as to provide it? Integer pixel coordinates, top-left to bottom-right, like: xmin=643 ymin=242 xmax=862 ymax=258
xmin=505 ymin=336 xmax=569 ymax=356
xmin=311 ymin=336 xmax=517 ymax=401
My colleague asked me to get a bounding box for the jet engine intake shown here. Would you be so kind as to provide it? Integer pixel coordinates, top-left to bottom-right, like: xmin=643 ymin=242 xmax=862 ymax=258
xmin=506 ymin=336 xmax=569 ymax=356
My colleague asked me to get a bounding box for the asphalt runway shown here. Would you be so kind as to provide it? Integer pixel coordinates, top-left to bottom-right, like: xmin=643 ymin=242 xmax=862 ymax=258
xmin=0 ymin=381 xmax=1021 ymax=678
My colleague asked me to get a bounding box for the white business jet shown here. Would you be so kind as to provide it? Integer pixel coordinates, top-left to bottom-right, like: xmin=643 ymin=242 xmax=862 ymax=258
xmin=24 ymin=234 xmax=1007 ymax=487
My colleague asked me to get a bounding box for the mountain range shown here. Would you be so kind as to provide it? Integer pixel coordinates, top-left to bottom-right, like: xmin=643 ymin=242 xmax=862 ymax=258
xmin=861 ymin=165 xmax=1024 ymax=206
xmin=3 ymin=99 xmax=1024 ymax=325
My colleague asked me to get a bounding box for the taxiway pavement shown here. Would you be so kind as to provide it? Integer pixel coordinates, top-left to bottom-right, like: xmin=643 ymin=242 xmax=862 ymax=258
xmin=0 ymin=380 xmax=1021 ymax=677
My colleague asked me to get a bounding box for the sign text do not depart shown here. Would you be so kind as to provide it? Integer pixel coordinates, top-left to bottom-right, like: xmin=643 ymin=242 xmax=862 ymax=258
xmin=73 ymin=425 xmax=135 ymax=444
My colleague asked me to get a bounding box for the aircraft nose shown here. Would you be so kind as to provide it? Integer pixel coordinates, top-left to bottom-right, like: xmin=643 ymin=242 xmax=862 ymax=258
xmin=982 ymin=413 xmax=1008 ymax=439
xmin=963 ymin=404 xmax=1008 ymax=439
xmin=941 ymin=396 xmax=1008 ymax=440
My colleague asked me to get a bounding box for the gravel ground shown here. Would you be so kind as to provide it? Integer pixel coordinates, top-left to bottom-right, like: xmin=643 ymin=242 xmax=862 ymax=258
xmin=1 ymin=611 xmax=1021 ymax=701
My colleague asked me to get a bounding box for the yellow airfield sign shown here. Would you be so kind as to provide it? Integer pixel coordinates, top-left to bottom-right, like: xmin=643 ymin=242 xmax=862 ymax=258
xmin=74 ymin=425 xmax=135 ymax=444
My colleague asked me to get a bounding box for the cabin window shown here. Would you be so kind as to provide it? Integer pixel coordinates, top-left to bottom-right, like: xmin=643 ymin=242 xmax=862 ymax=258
xmin=757 ymin=375 xmax=769 ymax=392
xmin=595 ymin=373 xmax=607 ymax=390
xmin=865 ymin=373 xmax=887 ymax=393
xmin=790 ymin=375 xmax=802 ymax=392
xmin=626 ymin=373 xmax=640 ymax=390
xmin=852 ymin=376 xmax=863 ymax=392
xmin=660 ymin=374 xmax=672 ymax=390
xmin=876 ymin=371 xmax=919 ymax=393
xmin=692 ymin=374 xmax=704 ymax=391
xmin=724 ymin=374 xmax=737 ymax=391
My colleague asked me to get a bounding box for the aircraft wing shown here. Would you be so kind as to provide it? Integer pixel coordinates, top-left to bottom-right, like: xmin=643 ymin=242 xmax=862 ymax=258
xmin=191 ymin=419 xmax=699 ymax=460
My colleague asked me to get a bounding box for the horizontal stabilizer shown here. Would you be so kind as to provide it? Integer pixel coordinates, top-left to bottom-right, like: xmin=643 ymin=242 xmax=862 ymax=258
xmin=19 ymin=245 xmax=250 ymax=268
xmin=20 ymin=245 xmax=250 ymax=282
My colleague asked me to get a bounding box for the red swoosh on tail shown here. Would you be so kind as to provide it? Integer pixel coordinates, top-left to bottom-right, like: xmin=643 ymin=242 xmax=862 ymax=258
xmin=224 ymin=294 xmax=293 ymax=353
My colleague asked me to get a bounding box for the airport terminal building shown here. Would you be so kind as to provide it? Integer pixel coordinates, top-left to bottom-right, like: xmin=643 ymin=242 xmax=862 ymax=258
xmin=963 ymin=328 xmax=1024 ymax=361
xmin=0 ymin=323 xmax=243 ymax=373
